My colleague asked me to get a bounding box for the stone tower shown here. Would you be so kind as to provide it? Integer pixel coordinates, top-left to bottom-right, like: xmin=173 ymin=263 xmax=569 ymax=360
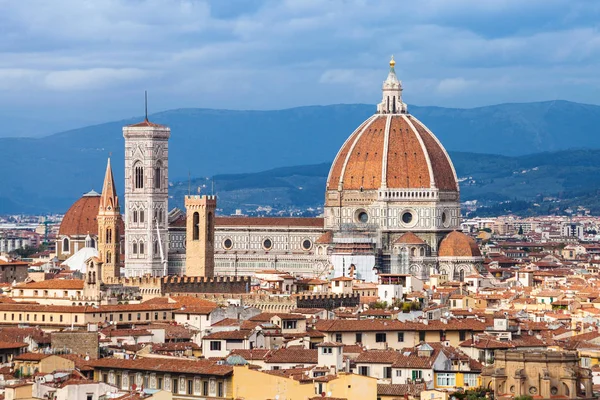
xmin=185 ymin=195 xmax=216 ymax=277
xmin=123 ymin=119 xmax=170 ymax=277
xmin=97 ymin=158 xmax=122 ymax=281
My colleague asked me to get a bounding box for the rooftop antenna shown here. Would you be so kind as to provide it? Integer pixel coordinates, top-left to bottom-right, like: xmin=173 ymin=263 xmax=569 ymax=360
xmin=144 ymin=90 xmax=148 ymax=121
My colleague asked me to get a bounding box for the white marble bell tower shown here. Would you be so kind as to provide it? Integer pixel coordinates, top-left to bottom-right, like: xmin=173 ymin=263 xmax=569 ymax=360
xmin=123 ymin=116 xmax=170 ymax=277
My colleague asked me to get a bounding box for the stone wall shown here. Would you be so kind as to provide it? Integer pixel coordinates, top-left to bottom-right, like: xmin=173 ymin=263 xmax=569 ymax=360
xmin=296 ymin=293 xmax=360 ymax=310
xmin=51 ymin=331 xmax=99 ymax=359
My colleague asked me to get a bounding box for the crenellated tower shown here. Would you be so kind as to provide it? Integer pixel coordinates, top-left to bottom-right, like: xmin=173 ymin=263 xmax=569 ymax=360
xmin=185 ymin=195 xmax=216 ymax=277
xmin=123 ymin=118 xmax=170 ymax=277
xmin=97 ymin=158 xmax=123 ymax=281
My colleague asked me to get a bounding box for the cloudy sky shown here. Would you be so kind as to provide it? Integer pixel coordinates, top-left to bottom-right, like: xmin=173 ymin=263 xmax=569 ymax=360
xmin=1 ymin=0 xmax=600 ymax=136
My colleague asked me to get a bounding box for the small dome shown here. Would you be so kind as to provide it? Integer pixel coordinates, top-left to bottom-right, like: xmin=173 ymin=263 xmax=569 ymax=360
xmin=59 ymin=192 xmax=101 ymax=237
xmin=438 ymin=231 xmax=482 ymax=258
xmin=394 ymin=232 xmax=425 ymax=245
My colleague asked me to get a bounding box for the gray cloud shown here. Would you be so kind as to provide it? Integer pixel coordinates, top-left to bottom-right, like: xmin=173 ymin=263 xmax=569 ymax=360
xmin=1 ymin=0 xmax=600 ymax=136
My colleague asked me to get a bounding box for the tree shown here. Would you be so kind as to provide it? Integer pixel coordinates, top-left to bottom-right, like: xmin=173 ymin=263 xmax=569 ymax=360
xmin=518 ymin=225 xmax=524 ymax=235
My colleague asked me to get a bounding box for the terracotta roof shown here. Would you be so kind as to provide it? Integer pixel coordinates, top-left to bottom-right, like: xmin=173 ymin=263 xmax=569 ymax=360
xmin=438 ymin=231 xmax=482 ymax=258
xmin=14 ymin=353 xmax=50 ymax=361
xmin=394 ymin=232 xmax=425 ymax=245
xmin=265 ymin=348 xmax=318 ymax=364
xmin=15 ymin=279 xmax=84 ymax=290
xmin=315 ymin=231 xmax=333 ymax=244
xmin=326 ymin=114 xmax=457 ymax=192
xmin=0 ymin=341 xmax=27 ymax=350
xmin=126 ymin=119 xmax=167 ymax=128
xmin=215 ymin=217 xmax=324 ymax=228
xmin=90 ymin=357 xmax=233 ymax=376
xmin=229 ymin=349 xmax=271 ymax=360
xmin=377 ymin=383 xmax=425 ymax=396
xmin=315 ymin=318 xmax=487 ymax=333
xmin=58 ymin=193 xmax=101 ymax=236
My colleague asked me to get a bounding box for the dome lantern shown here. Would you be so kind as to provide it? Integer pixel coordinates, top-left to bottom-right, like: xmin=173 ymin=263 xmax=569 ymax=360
xmin=377 ymin=56 xmax=407 ymax=114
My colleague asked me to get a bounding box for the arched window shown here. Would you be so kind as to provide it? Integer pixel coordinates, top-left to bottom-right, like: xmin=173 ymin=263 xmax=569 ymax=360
xmin=106 ymin=228 xmax=112 ymax=243
xmin=420 ymin=247 xmax=425 ymax=257
xmin=410 ymin=248 xmax=416 ymax=257
xmin=193 ymin=212 xmax=200 ymax=241
xmin=106 ymin=251 xmax=112 ymax=264
xmin=134 ymin=163 xmax=144 ymax=189
xmin=154 ymin=241 xmax=159 ymax=255
xmin=133 ymin=210 xmax=138 ymax=223
xmin=459 ymin=269 xmax=465 ymax=282
xmin=140 ymin=210 xmax=145 ymax=223
xmin=207 ymin=212 xmax=214 ymax=243
xmin=132 ymin=242 xmax=138 ymax=254
xmin=139 ymin=241 xmax=145 ymax=255
xmin=154 ymin=162 xmax=161 ymax=189
xmin=62 ymin=238 xmax=70 ymax=253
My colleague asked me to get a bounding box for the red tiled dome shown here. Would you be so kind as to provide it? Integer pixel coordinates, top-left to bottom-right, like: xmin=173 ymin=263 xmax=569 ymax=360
xmin=58 ymin=191 xmax=101 ymax=236
xmin=327 ymin=114 xmax=458 ymax=192
xmin=438 ymin=231 xmax=482 ymax=258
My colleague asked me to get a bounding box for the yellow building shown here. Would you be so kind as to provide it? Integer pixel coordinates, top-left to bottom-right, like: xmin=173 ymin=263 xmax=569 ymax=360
xmin=231 ymin=365 xmax=376 ymax=400
xmin=13 ymin=354 xmax=75 ymax=376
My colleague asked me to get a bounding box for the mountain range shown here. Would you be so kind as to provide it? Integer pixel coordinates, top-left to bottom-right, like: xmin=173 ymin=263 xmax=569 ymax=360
xmin=2 ymin=100 xmax=600 ymax=214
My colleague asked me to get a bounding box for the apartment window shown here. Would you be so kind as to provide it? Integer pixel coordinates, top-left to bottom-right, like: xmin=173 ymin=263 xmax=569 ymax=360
xmin=459 ymin=330 xmax=466 ymax=341
xmin=436 ymin=373 xmax=455 ymax=387
xmin=464 ymin=374 xmax=477 ymax=387
xmin=419 ymin=332 xmax=426 ymax=341
xmin=63 ymin=291 xmax=68 ymax=297
xmin=335 ymin=333 xmax=342 ymax=343
xmin=187 ymin=314 xmax=190 ymax=320
xmin=322 ymin=347 xmax=332 ymax=354
xmin=359 ymin=366 xmax=369 ymax=376
xmin=355 ymin=333 xmax=363 ymax=343
xmin=384 ymin=367 xmax=392 ymax=379
xmin=172 ymin=379 xmax=177 ymax=394
xmin=119 ymin=314 xmax=123 ymax=322
xmin=163 ymin=312 xmax=167 ymax=320
xmin=218 ymin=382 xmax=223 ymax=397
xmin=42 ymin=315 xmax=45 ymax=322
xmin=155 ymin=312 xmax=158 ymax=320
xmin=398 ymin=332 xmax=404 ymax=342
xmin=146 ymin=313 xmax=149 ymax=320
xmin=137 ymin=313 xmax=141 ymax=321
xmin=86 ymin=394 xmax=93 ymax=400
xmin=210 ymin=341 xmax=222 ymax=351
xmin=128 ymin=313 xmax=132 ymax=321
xmin=158 ymin=378 xmax=163 ymax=390
xmin=59 ymin=315 xmax=63 ymax=322
xmin=187 ymin=380 xmax=193 ymax=395
xmin=203 ymin=381 xmax=209 ymax=396
xmin=283 ymin=320 xmax=297 ymax=329
xmin=412 ymin=370 xmax=423 ymax=380
xmin=396 ymin=370 xmax=402 ymax=377
xmin=75 ymin=316 xmax=78 ymax=323
xmin=375 ymin=333 xmax=387 ymax=343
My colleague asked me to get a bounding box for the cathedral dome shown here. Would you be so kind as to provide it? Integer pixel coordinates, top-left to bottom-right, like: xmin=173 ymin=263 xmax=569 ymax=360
xmin=58 ymin=190 xmax=101 ymax=237
xmin=326 ymin=58 xmax=458 ymax=194
xmin=438 ymin=231 xmax=482 ymax=258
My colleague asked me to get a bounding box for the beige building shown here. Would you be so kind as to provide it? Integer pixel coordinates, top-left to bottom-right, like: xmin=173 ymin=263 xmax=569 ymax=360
xmin=481 ymin=350 xmax=594 ymax=399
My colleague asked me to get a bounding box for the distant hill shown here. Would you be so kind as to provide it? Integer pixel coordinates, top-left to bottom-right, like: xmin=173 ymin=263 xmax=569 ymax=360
xmin=169 ymin=149 xmax=600 ymax=217
xmin=3 ymin=100 xmax=600 ymax=214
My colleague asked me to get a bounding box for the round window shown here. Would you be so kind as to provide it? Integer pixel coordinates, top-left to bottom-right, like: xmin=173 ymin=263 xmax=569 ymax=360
xmin=551 ymin=387 xmax=558 ymax=395
xmin=357 ymin=211 xmax=369 ymax=223
xmin=529 ymin=387 xmax=538 ymax=395
xmin=223 ymin=238 xmax=233 ymax=250
xmin=402 ymin=211 xmax=413 ymax=224
xmin=263 ymin=238 xmax=273 ymax=250
xmin=302 ymin=239 xmax=312 ymax=251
